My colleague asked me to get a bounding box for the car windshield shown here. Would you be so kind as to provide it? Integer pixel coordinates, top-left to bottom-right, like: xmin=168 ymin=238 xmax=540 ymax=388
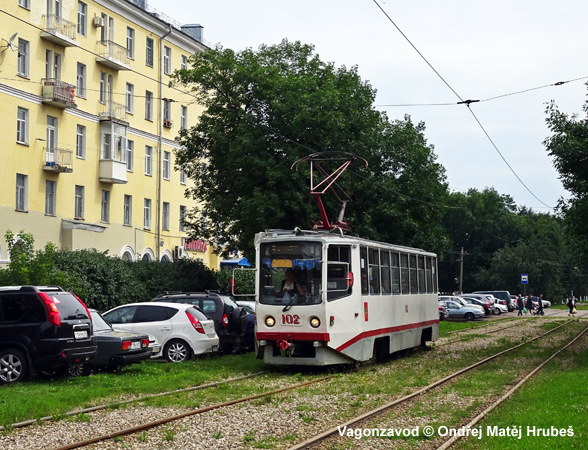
xmin=91 ymin=311 xmax=112 ymax=331
xmin=259 ymin=241 xmax=322 ymax=306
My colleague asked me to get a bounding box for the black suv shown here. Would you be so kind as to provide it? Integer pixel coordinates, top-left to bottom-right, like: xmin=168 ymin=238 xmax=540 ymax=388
xmin=152 ymin=292 xmax=248 ymax=354
xmin=0 ymin=285 xmax=97 ymax=384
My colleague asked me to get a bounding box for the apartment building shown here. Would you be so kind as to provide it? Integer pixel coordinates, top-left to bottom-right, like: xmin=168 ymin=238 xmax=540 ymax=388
xmin=0 ymin=0 xmax=221 ymax=268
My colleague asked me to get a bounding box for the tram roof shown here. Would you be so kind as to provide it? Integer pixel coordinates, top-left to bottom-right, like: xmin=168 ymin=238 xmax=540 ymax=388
xmin=255 ymin=228 xmax=437 ymax=257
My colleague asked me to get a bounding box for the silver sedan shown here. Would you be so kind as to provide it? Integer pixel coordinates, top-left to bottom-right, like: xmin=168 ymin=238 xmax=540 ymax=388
xmin=442 ymin=300 xmax=485 ymax=321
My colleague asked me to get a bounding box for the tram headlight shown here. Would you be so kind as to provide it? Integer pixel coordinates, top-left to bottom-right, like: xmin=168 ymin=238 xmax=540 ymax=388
xmin=265 ymin=316 xmax=276 ymax=327
xmin=310 ymin=317 xmax=321 ymax=328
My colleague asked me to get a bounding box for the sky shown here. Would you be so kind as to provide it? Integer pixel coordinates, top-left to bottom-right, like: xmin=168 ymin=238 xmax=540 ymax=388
xmin=148 ymin=0 xmax=588 ymax=211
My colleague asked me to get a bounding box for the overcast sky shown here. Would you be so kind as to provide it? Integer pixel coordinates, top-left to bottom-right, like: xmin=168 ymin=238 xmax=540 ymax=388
xmin=149 ymin=0 xmax=588 ymax=211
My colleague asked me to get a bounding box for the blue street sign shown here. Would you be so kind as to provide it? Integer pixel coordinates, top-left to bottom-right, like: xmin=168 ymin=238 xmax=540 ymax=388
xmin=521 ymin=274 xmax=528 ymax=284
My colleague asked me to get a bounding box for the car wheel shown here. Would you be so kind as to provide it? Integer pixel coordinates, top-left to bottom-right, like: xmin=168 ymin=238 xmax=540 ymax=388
xmin=464 ymin=312 xmax=475 ymax=321
xmin=164 ymin=340 xmax=192 ymax=363
xmin=0 ymin=349 xmax=29 ymax=385
xmin=67 ymin=363 xmax=91 ymax=377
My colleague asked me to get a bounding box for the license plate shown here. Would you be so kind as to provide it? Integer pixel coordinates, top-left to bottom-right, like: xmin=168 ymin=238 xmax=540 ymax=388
xmin=131 ymin=341 xmax=140 ymax=350
xmin=74 ymin=330 xmax=88 ymax=339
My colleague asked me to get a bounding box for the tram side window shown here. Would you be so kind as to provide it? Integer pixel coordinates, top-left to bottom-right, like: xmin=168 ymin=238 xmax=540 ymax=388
xmin=360 ymin=247 xmax=369 ymax=295
xmin=381 ymin=251 xmax=391 ymax=294
xmin=327 ymin=245 xmax=352 ymax=301
xmin=400 ymin=253 xmax=409 ymax=294
xmin=426 ymin=257 xmax=433 ymax=293
xmin=391 ymin=252 xmax=400 ymax=294
xmin=369 ymin=248 xmax=380 ymax=294
xmin=432 ymin=258 xmax=438 ymax=293
xmin=418 ymin=256 xmax=426 ymax=293
xmin=409 ymin=255 xmax=418 ymax=294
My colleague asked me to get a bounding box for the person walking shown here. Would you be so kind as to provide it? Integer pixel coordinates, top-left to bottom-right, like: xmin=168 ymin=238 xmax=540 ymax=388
xmin=517 ymin=294 xmax=524 ymax=316
xmin=567 ymin=296 xmax=575 ymax=317
xmin=525 ymin=294 xmax=533 ymax=315
xmin=536 ymin=294 xmax=544 ymax=316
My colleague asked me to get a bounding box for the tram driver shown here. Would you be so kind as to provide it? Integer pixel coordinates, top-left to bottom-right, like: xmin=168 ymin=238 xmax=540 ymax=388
xmin=280 ymin=268 xmax=305 ymax=296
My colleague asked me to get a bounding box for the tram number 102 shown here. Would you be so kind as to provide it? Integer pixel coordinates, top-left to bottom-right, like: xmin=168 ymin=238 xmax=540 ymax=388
xmin=281 ymin=314 xmax=302 ymax=326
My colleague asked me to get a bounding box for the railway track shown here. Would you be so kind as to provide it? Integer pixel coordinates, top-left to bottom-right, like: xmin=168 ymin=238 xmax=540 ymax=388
xmin=31 ymin=320 xmax=574 ymax=450
xmin=288 ymin=319 xmax=581 ymax=449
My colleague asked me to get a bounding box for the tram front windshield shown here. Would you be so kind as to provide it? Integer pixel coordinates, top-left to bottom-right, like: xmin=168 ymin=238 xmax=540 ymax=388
xmin=259 ymin=242 xmax=322 ymax=306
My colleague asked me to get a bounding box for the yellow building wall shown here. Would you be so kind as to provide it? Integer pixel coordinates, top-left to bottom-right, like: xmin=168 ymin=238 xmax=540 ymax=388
xmin=0 ymin=0 xmax=219 ymax=269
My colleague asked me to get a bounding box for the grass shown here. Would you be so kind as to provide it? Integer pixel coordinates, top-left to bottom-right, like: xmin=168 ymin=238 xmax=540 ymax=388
xmin=0 ymin=352 xmax=265 ymax=427
xmin=453 ymin=329 xmax=588 ymax=450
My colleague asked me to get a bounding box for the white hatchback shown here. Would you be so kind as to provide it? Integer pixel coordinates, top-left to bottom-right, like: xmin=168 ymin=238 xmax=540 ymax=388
xmin=103 ymin=302 xmax=219 ymax=362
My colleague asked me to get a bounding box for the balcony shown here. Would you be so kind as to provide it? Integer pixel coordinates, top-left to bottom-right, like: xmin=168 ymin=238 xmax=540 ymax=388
xmin=99 ymin=101 xmax=128 ymax=123
xmin=99 ymin=159 xmax=127 ymax=184
xmin=40 ymin=15 xmax=79 ymax=47
xmin=95 ymin=40 xmax=131 ymax=70
xmin=163 ymin=119 xmax=173 ymax=128
xmin=41 ymin=79 xmax=77 ymax=108
xmin=43 ymin=148 xmax=73 ymax=173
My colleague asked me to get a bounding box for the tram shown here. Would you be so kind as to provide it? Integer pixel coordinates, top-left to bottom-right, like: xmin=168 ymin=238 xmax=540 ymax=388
xmin=253 ymin=152 xmax=439 ymax=366
xmin=254 ymin=228 xmax=439 ymax=366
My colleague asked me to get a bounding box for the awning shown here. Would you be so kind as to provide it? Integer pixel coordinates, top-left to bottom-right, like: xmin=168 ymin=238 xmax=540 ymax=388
xmin=220 ymin=257 xmax=253 ymax=270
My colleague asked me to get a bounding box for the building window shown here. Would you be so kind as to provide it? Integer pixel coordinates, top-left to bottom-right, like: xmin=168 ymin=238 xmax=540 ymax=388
xmin=46 ymin=116 xmax=58 ymax=163
xmin=126 ymin=27 xmax=134 ymax=59
xmin=145 ymin=146 xmax=152 ymax=176
xmin=146 ymin=37 xmax=154 ymax=67
xmin=179 ymin=205 xmax=186 ymax=231
xmin=16 ymin=174 xmax=27 ymax=212
xmin=100 ymin=13 xmax=108 ymax=41
xmin=19 ymin=0 xmax=30 ymax=9
xmin=163 ymin=151 xmax=170 ymax=180
xmin=99 ymin=72 xmax=106 ymax=103
xmin=45 ymin=180 xmax=56 ymax=216
xmin=45 ymin=50 xmax=61 ymax=80
xmin=181 ymin=54 xmax=188 ymax=70
xmin=181 ymin=105 xmax=187 ymax=130
xmin=76 ymin=63 xmax=86 ymax=98
xmin=126 ymin=83 xmax=134 ymax=114
xmin=124 ymin=194 xmax=132 ymax=225
xmin=17 ymin=107 xmax=28 ymax=145
xmin=144 ymin=198 xmax=151 ymax=229
xmin=76 ymin=124 xmax=86 ymax=158
xmin=77 ymin=2 xmax=87 ymax=36
xmin=180 ymin=165 xmax=187 ymax=184
xmin=75 ymin=185 xmax=84 ymax=219
xmin=145 ymin=91 xmax=153 ymax=121
xmin=126 ymin=139 xmax=134 ymax=171
xmin=163 ymin=99 xmax=171 ymax=121
xmin=162 ymin=202 xmax=170 ymax=231
xmin=17 ymin=39 xmax=29 ymax=78
xmin=163 ymin=46 xmax=171 ymax=75
xmin=101 ymin=190 xmax=110 ymax=222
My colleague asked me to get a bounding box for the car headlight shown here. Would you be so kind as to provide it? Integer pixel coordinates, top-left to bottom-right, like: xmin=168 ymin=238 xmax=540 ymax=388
xmin=265 ymin=316 xmax=275 ymax=327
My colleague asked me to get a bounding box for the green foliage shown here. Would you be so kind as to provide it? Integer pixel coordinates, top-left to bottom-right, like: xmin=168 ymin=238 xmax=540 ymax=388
xmin=171 ymin=39 xmax=448 ymax=259
xmin=214 ymin=268 xmax=255 ymax=298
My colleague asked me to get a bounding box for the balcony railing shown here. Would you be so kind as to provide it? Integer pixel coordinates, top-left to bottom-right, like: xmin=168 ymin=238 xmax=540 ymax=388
xmin=96 ymin=40 xmax=131 ymax=70
xmin=99 ymin=100 xmax=128 ymax=123
xmin=163 ymin=119 xmax=173 ymax=128
xmin=41 ymin=79 xmax=76 ymax=108
xmin=43 ymin=147 xmax=73 ymax=173
xmin=40 ymin=15 xmax=78 ymax=47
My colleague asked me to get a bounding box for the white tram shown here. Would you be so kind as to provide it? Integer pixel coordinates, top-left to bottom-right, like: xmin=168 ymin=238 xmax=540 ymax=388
xmin=255 ymin=228 xmax=439 ymax=366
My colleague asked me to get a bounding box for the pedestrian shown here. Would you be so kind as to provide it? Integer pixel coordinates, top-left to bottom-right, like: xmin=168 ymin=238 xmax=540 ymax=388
xmin=567 ymin=296 xmax=576 ymax=316
xmin=536 ymin=294 xmax=544 ymax=316
xmin=517 ymin=294 xmax=524 ymax=316
xmin=525 ymin=294 xmax=533 ymax=315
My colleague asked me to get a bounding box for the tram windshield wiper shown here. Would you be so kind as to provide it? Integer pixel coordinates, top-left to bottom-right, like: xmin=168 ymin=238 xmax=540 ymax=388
xmin=282 ymin=293 xmax=297 ymax=312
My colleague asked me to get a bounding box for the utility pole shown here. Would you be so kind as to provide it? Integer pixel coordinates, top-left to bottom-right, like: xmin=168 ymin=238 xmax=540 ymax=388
xmin=459 ymin=246 xmax=464 ymax=294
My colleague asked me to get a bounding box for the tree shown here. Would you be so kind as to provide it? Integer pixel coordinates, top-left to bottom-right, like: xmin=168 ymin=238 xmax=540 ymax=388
xmin=544 ymin=97 xmax=588 ymax=263
xmin=172 ymin=40 xmax=448 ymax=258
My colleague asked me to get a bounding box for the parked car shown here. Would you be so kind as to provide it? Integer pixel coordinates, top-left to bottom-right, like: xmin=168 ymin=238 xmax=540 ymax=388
xmin=494 ymin=302 xmax=508 ymax=314
xmin=441 ymin=300 xmax=485 ymax=321
xmin=67 ymin=309 xmax=153 ymax=376
xmin=460 ymin=295 xmax=495 ymax=315
xmin=0 ymin=285 xmax=96 ymax=384
xmin=235 ymin=301 xmax=256 ymax=352
xmin=152 ymin=292 xmax=248 ymax=354
xmin=438 ymin=301 xmax=448 ymax=320
xmin=474 ymin=290 xmax=514 ymax=312
xmin=103 ymin=302 xmax=219 ymax=362
xmin=531 ymin=296 xmax=551 ymax=308
xmin=439 ymin=296 xmax=485 ymax=314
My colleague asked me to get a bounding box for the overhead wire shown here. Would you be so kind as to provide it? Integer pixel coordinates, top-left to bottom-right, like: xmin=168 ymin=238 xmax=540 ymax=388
xmin=371 ymin=0 xmax=555 ymax=210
